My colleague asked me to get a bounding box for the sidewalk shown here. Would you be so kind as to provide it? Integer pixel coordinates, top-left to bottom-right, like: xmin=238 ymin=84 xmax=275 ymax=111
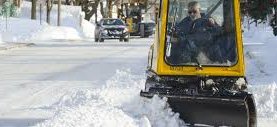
xmin=0 ymin=42 xmax=34 ymax=51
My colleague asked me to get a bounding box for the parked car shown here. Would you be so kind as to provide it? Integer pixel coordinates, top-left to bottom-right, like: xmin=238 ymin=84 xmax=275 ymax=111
xmin=95 ymin=18 xmax=129 ymax=42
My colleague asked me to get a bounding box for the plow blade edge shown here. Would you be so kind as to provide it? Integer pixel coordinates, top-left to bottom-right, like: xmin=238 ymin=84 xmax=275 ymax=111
xmin=140 ymin=91 xmax=256 ymax=127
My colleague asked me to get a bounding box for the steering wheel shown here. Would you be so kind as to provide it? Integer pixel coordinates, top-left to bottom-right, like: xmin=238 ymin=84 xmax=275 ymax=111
xmin=186 ymin=18 xmax=223 ymax=47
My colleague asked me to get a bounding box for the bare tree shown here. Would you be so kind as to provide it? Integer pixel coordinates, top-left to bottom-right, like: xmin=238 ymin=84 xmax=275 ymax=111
xmin=66 ymin=0 xmax=107 ymax=21
xmin=13 ymin=0 xmax=22 ymax=8
xmin=81 ymin=0 xmax=101 ymax=21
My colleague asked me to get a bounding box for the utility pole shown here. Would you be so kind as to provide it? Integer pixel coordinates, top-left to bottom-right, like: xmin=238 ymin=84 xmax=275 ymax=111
xmin=58 ymin=0 xmax=61 ymax=26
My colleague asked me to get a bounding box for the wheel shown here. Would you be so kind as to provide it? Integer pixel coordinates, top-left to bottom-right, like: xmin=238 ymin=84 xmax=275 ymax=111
xmin=124 ymin=38 xmax=129 ymax=42
xmin=124 ymin=34 xmax=130 ymax=42
xmin=140 ymin=33 xmax=145 ymax=38
xmin=144 ymin=76 xmax=156 ymax=91
xmin=119 ymin=38 xmax=123 ymax=42
xmin=95 ymin=38 xmax=99 ymax=42
xmin=99 ymin=38 xmax=104 ymax=42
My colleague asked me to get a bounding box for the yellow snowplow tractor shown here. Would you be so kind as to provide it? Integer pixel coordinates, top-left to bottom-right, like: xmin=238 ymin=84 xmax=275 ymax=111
xmin=140 ymin=0 xmax=257 ymax=126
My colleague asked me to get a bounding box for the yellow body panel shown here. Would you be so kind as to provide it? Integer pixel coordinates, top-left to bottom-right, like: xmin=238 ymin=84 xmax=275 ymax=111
xmin=150 ymin=0 xmax=245 ymax=77
xmin=126 ymin=18 xmax=134 ymax=32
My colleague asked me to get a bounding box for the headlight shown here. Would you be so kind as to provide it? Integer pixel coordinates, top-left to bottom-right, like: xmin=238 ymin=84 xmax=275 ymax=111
xmin=123 ymin=28 xmax=128 ymax=33
xmin=102 ymin=30 xmax=108 ymax=35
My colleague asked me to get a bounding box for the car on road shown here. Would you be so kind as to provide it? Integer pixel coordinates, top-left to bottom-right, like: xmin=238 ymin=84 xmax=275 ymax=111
xmin=129 ymin=21 xmax=156 ymax=38
xmin=95 ymin=18 xmax=129 ymax=42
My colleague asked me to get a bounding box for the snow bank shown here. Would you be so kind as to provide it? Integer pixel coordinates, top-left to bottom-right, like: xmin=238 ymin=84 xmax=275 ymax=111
xmin=34 ymin=69 xmax=185 ymax=127
xmin=243 ymin=24 xmax=272 ymax=44
xmin=0 ymin=33 xmax=3 ymax=44
xmin=81 ymin=19 xmax=95 ymax=38
xmin=244 ymin=25 xmax=277 ymax=125
xmin=20 ymin=1 xmax=82 ymax=29
xmin=250 ymin=83 xmax=277 ymax=119
xmin=244 ymin=25 xmax=277 ymax=84
xmin=0 ymin=17 xmax=82 ymax=42
xmin=32 ymin=26 xmax=82 ymax=41
xmin=0 ymin=17 xmax=46 ymax=42
xmin=19 ymin=1 xmax=95 ymax=39
xmin=0 ymin=1 xmax=93 ymax=43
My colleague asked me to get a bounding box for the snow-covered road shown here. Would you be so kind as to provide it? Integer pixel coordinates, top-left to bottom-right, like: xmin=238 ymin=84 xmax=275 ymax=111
xmin=0 ymin=38 xmax=179 ymax=127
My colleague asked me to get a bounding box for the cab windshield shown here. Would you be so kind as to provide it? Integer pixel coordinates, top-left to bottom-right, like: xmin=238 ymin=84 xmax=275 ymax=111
xmin=165 ymin=0 xmax=237 ymax=66
xmin=102 ymin=19 xmax=125 ymax=26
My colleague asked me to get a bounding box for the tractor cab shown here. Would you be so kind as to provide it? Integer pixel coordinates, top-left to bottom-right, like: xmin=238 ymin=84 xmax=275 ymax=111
xmin=148 ymin=0 xmax=245 ymax=76
xmin=141 ymin=0 xmax=257 ymax=126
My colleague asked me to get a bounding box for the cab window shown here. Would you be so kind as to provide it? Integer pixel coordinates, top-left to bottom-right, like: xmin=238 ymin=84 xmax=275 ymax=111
xmin=165 ymin=0 xmax=237 ymax=66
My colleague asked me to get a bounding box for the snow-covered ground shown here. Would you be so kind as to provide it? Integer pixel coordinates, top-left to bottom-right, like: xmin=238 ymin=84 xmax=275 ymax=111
xmin=243 ymin=26 xmax=277 ymax=126
xmin=0 ymin=39 xmax=183 ymax=127
xmin=0 ymin=1 xmax=277 ymax=127
xmin=0 ymin=1 xmax=94 ymax=44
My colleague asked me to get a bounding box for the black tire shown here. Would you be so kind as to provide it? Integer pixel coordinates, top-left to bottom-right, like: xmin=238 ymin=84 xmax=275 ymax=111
xmin=274 ymin=28 xmax=277 ymax=36
xmin=99 ymin=38 xmax=104 ymax=42
xmin=140 ymin=33 xmax=144 ymax=38
xmin=95 ymin=38 xmax=99 ymax=42
xmin=124 ymin=38 xmax=129 ymax=42
xmin=119 ymin=38 xmax=123 ymax=42
xmin=124 ymin=34 xmax=130 ymax=42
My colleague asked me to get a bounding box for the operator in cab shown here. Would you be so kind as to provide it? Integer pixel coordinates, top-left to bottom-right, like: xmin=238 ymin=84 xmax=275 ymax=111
xmin=166 ymin=1 xmax=234 ymax=66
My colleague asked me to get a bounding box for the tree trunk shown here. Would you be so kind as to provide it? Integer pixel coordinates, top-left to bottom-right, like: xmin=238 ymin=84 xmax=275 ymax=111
xmin=125 ymin=4 xmax=129 ymax=17
xmin=31 ymin=0 xmax=37 ymax=19
xmin=58 ymin=0 xmax=61 ymax=26
xmin=100 ymin=2 xmax=106 ymax=18
xmin=46 ymin=0 xmax=52 ymax=24
xmin=95 ymin=8 xmax=97 ymax=23
xmin=47 ymin=10 xmax=51 ymax=24
xmin=18 ymin=0 xmax=21 ymax=7
xmin=108 ymin=0 xmax=112 ymax=18
xmin=117 ymin=6 xmax=119 ymax=18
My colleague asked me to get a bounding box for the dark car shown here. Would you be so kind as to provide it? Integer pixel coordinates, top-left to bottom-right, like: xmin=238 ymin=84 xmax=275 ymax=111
xmin=128 ymin=21 xmax=156 ymax=38
xmin=138 ymin=22 xmax=156 ymax=37
xmin=95 ymin=18 xmax=129 ymax=42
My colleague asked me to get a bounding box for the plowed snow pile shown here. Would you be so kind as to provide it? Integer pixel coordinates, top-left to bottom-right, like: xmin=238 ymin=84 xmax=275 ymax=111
xmin=244 ymin=26 xmax=277 ymax=126
xmin=34 ymin=70 xmax=185 ymax=127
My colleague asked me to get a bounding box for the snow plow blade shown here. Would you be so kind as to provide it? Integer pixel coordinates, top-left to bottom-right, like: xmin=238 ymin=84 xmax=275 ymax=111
xmin=140 ymin=91 xmax=256 ymax=127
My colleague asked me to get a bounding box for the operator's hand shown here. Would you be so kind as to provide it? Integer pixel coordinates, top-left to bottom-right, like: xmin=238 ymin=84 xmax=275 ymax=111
xmin=208 ymin=18 xmax=216 ymax=26
xmin=169 ymin=27 xmax=178 ymax=37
